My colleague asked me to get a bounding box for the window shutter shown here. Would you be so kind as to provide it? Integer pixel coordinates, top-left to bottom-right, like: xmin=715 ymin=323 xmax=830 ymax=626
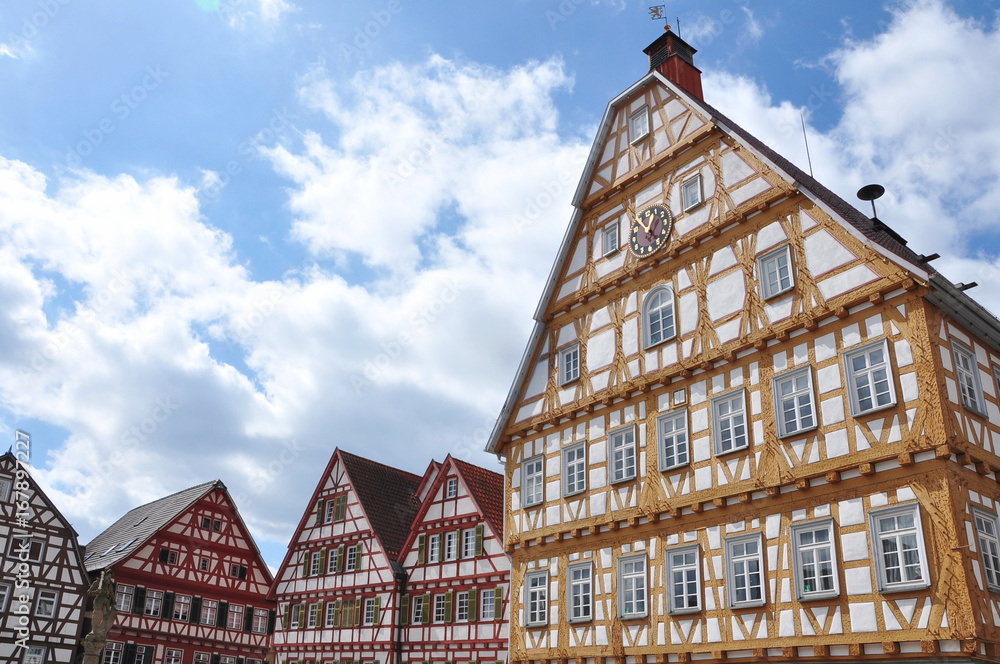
xmin=298 ymin=602 xmax=307 ymax=629
xmin=373 ymin=596 xmax=381 ymax=624
xmin=212 ymin=655 xmax=221 ymax=664
xmin=190 ymin=597 xmax=202 ymax=624
xmin=336 ymin=545 xmax=346 ymax=573
xmin=475 ymin=524 xmax=484 ymax=556
xmin=318 ymin=549 xmax=327 ymax=575
xmin=217 ymin=601 xmax=229 ymax=628
xmin=281 ymin=603 xmax=289 ymax=630
xmin=237 ymin=659 xmax=244 ymax=664
xmin=315 ymin=498 xmax=325 ymax=526
xmin=132 ymin=587 xmax=146 ymax=615
xmin=267 ymin=609 xmax=276 ymax=635
xmin=332 ymin=599 xmax=341 ymax=628
xmin=421 ymin=593 xmax=431 ymax=624
xmin=467 ymin=588 xmax=478 ymax=620
xmin=162 ymin=591 xmax=175 ymax=620
xmin=494 ymin=586 xmax=503 ymax=620
xmin=355 ymin=543 xmax=364 ymax=569
xmin=353 ymin=595 xmax=362 ymax=626
xmin=316 ymin=600 xmax=324 ymax=626
xmin=444 ymin=590 xmax=453 ymax=623
xmin=239 ymin=565 xmax=247 ymax=580
xmin=400 ymin=595 xmax=410 ymax=625
xmin=437 ymin=534 xmax=445 ymax=561
xmin=243 ymin=605 xmax=254 ymax=632
xmin=123 ymin=644 xmax=137 ymax=664
xmin=158 ymin=548 xmax=170 ymax=563
xmin=417 ymin=534 xmax=426 ymax=565
xmin=302 ymin=551 xmax=310 ymax=577
xmin=335 ymin=495 xmax=347 ymax=521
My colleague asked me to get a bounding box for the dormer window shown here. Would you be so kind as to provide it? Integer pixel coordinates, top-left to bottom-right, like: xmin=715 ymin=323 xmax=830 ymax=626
xmin=630 ymin=106 xmax=650 ymax=144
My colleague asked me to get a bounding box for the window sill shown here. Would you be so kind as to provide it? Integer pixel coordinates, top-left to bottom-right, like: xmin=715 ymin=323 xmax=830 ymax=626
xmin=610 ymin=475 xmax=637 ymax=485
xmin=668 ymin=607 xmax=702 ymax=616
xmin=714 ymin=444 xmax=751 ymax=458
xmin=659 ymin=462 xmax=690 ymax=473
xmin=797 ymin=590 xmax=840 ymax=601
xmin=850 ymin=401 xmax=898 ymax=419
xmin=777 ymin=425 xmax=819 ymax=440
xmin=729 ymin=600 xmax=766 ymax=609
xmin=761 ymin=287 xmax=794 ymax=302
xmin=643 ymin=337 xmax=676 ymax=352
xmin=618 ymin=612 xmax=648 ymax=621
xmin=878 ymin=580 xmax=930 ymax=593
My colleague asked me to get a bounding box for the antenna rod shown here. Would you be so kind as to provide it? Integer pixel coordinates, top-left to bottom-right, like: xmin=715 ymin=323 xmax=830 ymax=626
xmin=800 ymin=112 xmax=814 ymax=178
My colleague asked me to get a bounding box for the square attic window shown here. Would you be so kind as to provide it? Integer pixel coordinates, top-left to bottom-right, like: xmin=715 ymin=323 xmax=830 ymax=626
xmin=630 ymin=107 xmax=650 ymax=144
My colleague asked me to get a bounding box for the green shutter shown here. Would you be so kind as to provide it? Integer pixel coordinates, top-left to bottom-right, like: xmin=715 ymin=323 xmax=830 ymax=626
xmin=468 ymin=588 xmax=478 ymax=621
xmin=332 ymin=599 xmax=341 ymax=628
xmin=421 ymin=593 xmax=431 ymax=624
xmin=417 ymin=534 xmax=426 ymax=565
xmin=316 ymin=600 xmax=324 ymax=626
xmin=354 ymin=595 xmax=362 ymax=626
xmin=444 ymin=591 xmax=454 ymax=623
xmin=400 ymin=595 xmax=410 ymax=625
xmin=454 ymin=529 xmax=461 ymax=558
xmin=341 ymin=599 xmax=351 ymax=627
xmin=494 ymin=586 xmax=503 ymax=620
xmin=315 ymin=498 xmax=325 ymax=525
xmin=302 ymin=551 xmax=310 ymax=577
xmin=475 ymin=524 xmax=484 ymax=556
xmin=437 ymin=533 xmax=445 ymax=562
xmin=336 ymin=545 xmax=346 ymax=573
xmin=282 ymin=604 xmax=289 ymax=630
xmin=318 ymin=549 xmax=327 ymax=575
xmin=335 ymin=495 xmax=347 ymax=521
xmin=355 ymin=543 xmax=364 ymax=569
xmin=298 ymin=602 xmax=307 ymax=629
xmin=373 ymin=596 xmax=381 ymax=624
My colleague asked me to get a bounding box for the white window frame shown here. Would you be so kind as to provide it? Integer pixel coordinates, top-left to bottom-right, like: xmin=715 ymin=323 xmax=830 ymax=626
xmin=0 ymin=582 xmax=10 ymax=612
xmin=712 ymin=389 xmax=750 ymax=455
xmin=219 ymin=658 xmax=236 ymax=664
xmin=609 ymin=425 xmax=637 ymax=483
xmin=456 ymin=591 xmax=469 ymax=621
xmin=363 ymin=597 xmax=376 ymax=625
xmin=14 ymin=537 xmax=45 ymax=563
xmin=562 ymin=443 xmax=587 ymax=496
xmin=193 ymin=654 xmax=210 ymax=664
xmin=522 ymin=456 xmax=544 ymax=507
xmin=227 ymin=603 xmax=244 ymax=629
xmin=462 ymin=529 xmax=476 ymax=558
xmin=642 ymin=285 xmax=677 ymax=349
xmin=199 ymin=557 xmax=210 ymax=571
xmin=428 ymin=534 xmax=441 ymax=563
xmin=790 ymin=519 xmax=839 ymax=600
xmin=665 ymin=545 xmax=701 ymax=615
xmin=35 ymin=589 xmax=59 ymax=618
xmin=480 ymin=589 xmax=495 ymax=621
xmin=629 ymin=106 xmax=650 ymax=143
xmin=173 ymin=595 xmax=191 ymax=621
xmin=658 ymin=409 xmax=689 ymax=471
xmin=758 ymin=245 xmax=794 ymax=299
xmin=102 ymin=643 xmax=123 ymax=664
xmin=0 ymin=476 xmax=11 ymax=501
xmin=870 ymin=504 xmax=930 ymax=592
xmin=602 ymin=221 xmax=620 ymax=256
xmin=135 ymin=646 xmax=153 ymax=664
xmin=618 ymin=554 xmax=648 ymax=618
xmin=774 ymin=367 xmax=818 ymax=438
xmin=346 ymin=545 xmax=357 ymax=572
xmin=559 ymin=343 xmax=580 ymax=386
xmin=726 ymin=534 xmax=765 ymax=608
xmin=144 ymin=589 xmax=163 ymax=617
xmin=201 ymin=599 xmax=218 ymax=625
xmin=445 ymin=531 xmax=458 ymax=561
xmin=975 ymin=508 xmax=1000 ymax=592
xmin=681 ymin=174 xmax=703 ymax=211
xmin=525 ymin=571 xmax=548 ymax=626
xmin=446 ymin=477 xmax=458 ymax=498
xmin=24 ymin=646 xmax=47 ymax=664
xmin=844 ymin=339 xmax=897 ymax=416
xmin=953 ymin=339 xmax=986 ymax=415
xmin=165 ymin=650 xmax=183 ymax=664
xmin=433 ymin=594 xmax=446 ymax=623
xmin=412 ymin=595 xmax=424 ymax=624
xmin=567 ymin=562 xmax=593 ymax=623
xmin=115 ymin=584 xmax=133 ymax=613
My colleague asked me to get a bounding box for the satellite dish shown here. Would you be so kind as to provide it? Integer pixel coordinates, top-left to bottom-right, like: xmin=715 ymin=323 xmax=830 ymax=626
xmin=857 ymin=184 xmax=885 ymax=202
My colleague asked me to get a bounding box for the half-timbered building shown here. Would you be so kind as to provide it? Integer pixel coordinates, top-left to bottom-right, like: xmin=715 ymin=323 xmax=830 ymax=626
xmin=84 ymin=480 xmax=276 ymax=664
xmin=270 ymin=449 xmax=423 ymax=664
xmin=397 ymin=455 xmax=510 ymax=664
xmin=1 ymin=449 xmax=90 ymax=664
xmin=487 ymin=28 xmax=1000 ymax=664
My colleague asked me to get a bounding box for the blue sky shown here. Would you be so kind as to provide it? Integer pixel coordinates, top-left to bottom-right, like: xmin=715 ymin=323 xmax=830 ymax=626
xmin=2 ymin=0 xmax=999 ymax=569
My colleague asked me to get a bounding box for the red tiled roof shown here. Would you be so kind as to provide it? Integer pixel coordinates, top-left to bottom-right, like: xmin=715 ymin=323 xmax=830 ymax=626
xmin=453 ymin=457 xmax=505 ymax=537
xmin=340 ymin=450 xmax=423 ymax=559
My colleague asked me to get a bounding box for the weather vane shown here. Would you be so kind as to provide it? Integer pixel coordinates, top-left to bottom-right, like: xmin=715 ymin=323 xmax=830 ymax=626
xmin=648 ymin=5 xmax=670 ymax=30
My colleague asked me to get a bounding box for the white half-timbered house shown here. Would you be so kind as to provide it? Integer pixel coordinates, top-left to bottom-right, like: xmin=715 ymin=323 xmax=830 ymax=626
xmin=398 ymin=456 xmax=510 ymax=664
xmin=1 ymin=450 xmax=90 ymax=664
xmin=84 ymin=480 xmax=276 ymax=664
xmin=270 ymin=449 xmax=423 ymax=664
xmin=487 ymin=28 xmax=1000 ymax=664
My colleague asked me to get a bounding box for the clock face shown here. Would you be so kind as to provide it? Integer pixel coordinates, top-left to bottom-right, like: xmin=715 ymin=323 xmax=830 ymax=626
xmin=628 ymin=204 xmax=673 ymax=258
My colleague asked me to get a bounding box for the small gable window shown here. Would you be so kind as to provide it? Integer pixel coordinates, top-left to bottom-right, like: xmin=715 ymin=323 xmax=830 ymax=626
xmin=758 ymin=245 xmax=795 ymax=300
xmin=681 ymin=174 xmax=703 ymax=211
xmin=559 ymin=344 xmax=581 ymax=386
xmin=643 ymin=285 xmax=676 ymax=349
xmin=630 ymin=106 xmax=650 ymax=144
xmin=446 ymin=477 xmax=458 ymax=498
xmin=602 ymin=221 xmax=620 ymax=256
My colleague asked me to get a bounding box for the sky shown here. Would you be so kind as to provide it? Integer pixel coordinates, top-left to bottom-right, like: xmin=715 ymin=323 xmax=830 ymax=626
xmin=1 ymin=0 xmax=999 ymax=570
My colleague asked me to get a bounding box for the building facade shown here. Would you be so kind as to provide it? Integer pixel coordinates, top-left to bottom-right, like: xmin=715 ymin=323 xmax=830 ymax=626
xmin=487 ymin=30 xmax=1000 ymax=664
xmin=84 ymin=480 xmax=276 ymax=664
xmin=397 ymin=456 xmax=510 ymax=664
xmin=0 ymin=448 xmax=90 ymax=664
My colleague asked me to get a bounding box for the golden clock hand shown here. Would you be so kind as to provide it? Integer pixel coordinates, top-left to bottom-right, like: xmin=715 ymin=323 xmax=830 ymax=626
xmin=635 ymin=212 xmax=651 ymax=233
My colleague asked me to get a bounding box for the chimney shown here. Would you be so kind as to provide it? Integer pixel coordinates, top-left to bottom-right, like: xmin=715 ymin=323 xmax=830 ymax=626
xmin=643 ymin=30 xmax=704 ymax=100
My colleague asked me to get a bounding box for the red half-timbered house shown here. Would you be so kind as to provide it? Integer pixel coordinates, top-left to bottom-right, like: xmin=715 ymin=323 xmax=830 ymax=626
xmin=270 ymin=449 xmax=423 ymax=664
xmin=1 ymin=450 xmax=90 ymax=664
xmin=397 ymin=456 xmax=511 ymax=664
xmin=84 ymin=480 xmax=276 ymax=664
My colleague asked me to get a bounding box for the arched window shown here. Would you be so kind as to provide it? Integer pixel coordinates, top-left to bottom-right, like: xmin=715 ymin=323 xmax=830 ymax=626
xmin=643 ymin=285 xmax=676 ymax=348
